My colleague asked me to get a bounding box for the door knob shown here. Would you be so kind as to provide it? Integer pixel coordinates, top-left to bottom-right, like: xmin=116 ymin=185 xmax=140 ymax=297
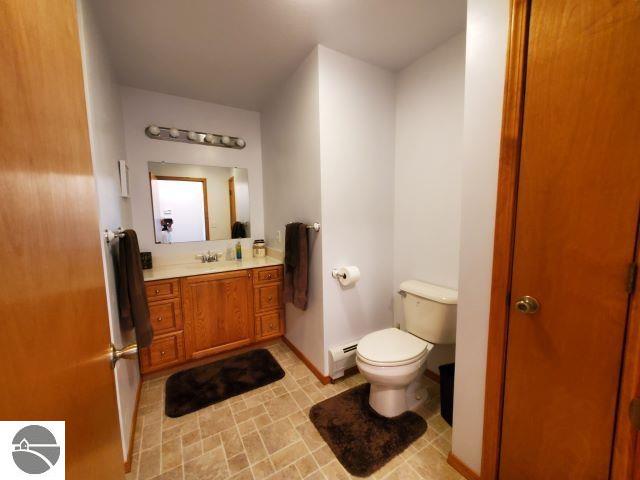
xmin=110 ymin=343 xmax=138 ymax=368
xmin=515 ymin=296 xmax=540 ymax=314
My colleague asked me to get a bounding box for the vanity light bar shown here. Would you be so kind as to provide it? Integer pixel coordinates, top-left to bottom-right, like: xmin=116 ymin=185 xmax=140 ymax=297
xmin=145 ymin=125 xmax=246 ymax=149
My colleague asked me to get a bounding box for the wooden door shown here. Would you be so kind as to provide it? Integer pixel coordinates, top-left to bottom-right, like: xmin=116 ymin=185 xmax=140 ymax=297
xmin=0 ymin=1 xmax=124 ymax=479
xmin=229 ymin=176 xmax=237 ymax=230
xmin=181 ymin=270 xmax=254 ymax=359
xmin=498 ymin=1 xmax=640 ymax=478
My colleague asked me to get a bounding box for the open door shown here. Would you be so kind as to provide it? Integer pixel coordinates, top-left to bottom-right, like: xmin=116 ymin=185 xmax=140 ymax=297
xmin=0 ymin=1 xmax=124 ymax=478
xmin=229 ymin=176 xmax=237 ymax=231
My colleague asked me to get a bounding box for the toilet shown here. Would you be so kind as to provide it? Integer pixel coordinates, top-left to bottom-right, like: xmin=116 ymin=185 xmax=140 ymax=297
xmin=356 ymin=280 xmax=457 ymax=417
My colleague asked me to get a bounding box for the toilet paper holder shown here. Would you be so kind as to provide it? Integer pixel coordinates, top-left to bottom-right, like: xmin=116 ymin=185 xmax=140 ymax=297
xmin=331 ymin=269 xmax=347 ymax=280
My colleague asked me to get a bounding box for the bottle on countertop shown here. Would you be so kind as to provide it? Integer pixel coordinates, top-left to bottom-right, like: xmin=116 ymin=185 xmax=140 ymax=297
xmin=235 ymin=241 xmax=242 ymax=260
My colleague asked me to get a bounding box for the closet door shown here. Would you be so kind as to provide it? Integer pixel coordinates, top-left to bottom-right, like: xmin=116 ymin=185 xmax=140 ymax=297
xmin=498 ymin=0 xmax=640 ymax=478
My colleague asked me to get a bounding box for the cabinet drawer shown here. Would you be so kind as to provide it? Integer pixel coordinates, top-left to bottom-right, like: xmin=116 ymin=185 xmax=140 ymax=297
xmin=255 ymin=284 xmax=281 ymax=312
xmin=257 ymin=310 xmax=284 ymax=338
xmin=148 ymin=299 xmax=182 ymax=334
xmin=142 ymin=332 xmax=185 ymax=371
xmin=145 ymin=279 xmax=180 ymax=301
xmin=254 ymin=266 xmax=283 ymax=284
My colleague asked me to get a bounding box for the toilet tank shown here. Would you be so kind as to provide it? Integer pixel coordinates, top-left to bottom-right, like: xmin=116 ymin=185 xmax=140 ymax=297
xmin=399 ymin=280 xmax=457 ymax=344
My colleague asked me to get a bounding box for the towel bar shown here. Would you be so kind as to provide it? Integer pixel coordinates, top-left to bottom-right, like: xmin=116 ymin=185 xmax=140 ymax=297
xmin=104 ymin=228 xmax=125 ymax=243
xmin=287 ymin=222 xmax=320 ymax=232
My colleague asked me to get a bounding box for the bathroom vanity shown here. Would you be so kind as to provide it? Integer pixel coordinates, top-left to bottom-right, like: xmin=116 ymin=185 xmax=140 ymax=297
xmin=140 ymin=258 xmax=284 ymax=374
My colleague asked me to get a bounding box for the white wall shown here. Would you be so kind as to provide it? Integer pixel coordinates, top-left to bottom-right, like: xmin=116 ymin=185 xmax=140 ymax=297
xmin=76 ymin=0 xmax=138 ymax=460
xmin=318 ymin=46 xmax=396 ymax=374
xmin=120 ymin=87 xmax=264 ymax=265
xmin=452 ymin=0 xmax=510 ymax=474
xmin=393 ymin=32 xmax=466 ymax=375
xmin=261 ymin=49 xmax=326 ymax=373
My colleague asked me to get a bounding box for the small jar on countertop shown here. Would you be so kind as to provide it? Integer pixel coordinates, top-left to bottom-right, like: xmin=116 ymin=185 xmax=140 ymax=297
xmin=252 ymin=239 xmax=266 ymax=257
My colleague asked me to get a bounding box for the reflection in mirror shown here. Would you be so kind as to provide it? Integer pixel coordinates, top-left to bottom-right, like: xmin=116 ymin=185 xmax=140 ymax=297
xmin=148 ymin=162 xmax=250 ymax=244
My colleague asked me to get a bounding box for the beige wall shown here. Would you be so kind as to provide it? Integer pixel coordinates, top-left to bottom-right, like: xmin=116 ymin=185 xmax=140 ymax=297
xmin=318 ymin=46 xmax=396 ymax=374
xmin=452 ymin=0 xmax=510 ymax=474
xmin=393 ymin=32 xmax=466 ymax=375
xmin=77 ymin=0 xmax=137 ymax=460
xmin=261 ymin=49 xmax=326 ymax=373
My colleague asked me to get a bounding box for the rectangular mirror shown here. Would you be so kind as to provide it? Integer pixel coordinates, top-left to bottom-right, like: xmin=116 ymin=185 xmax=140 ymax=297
xmin=148 ymin=162 xmax=251 ymax=244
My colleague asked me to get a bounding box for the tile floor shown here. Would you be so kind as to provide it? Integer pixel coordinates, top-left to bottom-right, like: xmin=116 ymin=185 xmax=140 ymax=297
xmin=127 ymin=341 xmax=463 ymax=480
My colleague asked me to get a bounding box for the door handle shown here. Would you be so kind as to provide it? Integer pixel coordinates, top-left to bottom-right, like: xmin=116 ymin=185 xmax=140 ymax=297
xmin=110 ymin=343 xmax=138 ymax=368
xmin=630 ymin=397 xmax=640 ymax=431
xmin=514 ymin=296 xmax=540 ymax=314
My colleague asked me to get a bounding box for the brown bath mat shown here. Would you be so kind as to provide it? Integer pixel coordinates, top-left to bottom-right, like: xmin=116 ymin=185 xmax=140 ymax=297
xmin=309 ymin=383 xmax=427 ymax=477
xmin=165 ymin=349 xmax=285 ymax=417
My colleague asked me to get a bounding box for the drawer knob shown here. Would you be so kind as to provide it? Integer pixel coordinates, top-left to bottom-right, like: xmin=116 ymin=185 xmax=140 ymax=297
xmin=160 ymin=351 xmax=166 ymax=356
xmin=156 ymin=317 xmax=162 ymax=322
xmin=154 ymin=289 xmax=160 ymax=294
xmin=268 ymin=296 xmax=273 ymax=302
xmin=269 ymin=323 xmax=274 ymax=328
xmin=267 ymin=274 xmax=272 ymax=279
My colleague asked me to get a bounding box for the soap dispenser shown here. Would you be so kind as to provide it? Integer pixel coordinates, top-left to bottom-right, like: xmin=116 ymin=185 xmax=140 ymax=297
xmin=235 ymin=241 xmax=242 ymax=260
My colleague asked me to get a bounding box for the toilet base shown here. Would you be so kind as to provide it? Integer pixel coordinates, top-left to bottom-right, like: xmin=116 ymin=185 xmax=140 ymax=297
xmin=369 ymin=384 xmax=408 ymax=418
xmin=368 ymin=373 xmax=430 ymax=418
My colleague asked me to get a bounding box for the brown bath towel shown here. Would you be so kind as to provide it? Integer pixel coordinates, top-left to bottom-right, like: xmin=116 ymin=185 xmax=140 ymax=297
xmin=116 ymin=230 xmax=153 ymax=348
xmin=283 ymin=223 xmax=309 ymax=310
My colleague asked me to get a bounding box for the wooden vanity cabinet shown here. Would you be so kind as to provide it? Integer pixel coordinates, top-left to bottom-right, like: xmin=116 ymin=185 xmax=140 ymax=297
xmin=139 ymin=265 xmax=285 ymax=375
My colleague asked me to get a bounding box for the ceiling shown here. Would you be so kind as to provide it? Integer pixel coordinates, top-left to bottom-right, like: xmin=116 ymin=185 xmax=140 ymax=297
xmin=91 ymin=0 xmax=466 ymax=111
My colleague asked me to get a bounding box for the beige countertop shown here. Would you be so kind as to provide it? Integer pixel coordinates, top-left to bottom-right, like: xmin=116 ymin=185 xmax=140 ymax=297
xmin=143 ymin=256 xmax=283 ymax=282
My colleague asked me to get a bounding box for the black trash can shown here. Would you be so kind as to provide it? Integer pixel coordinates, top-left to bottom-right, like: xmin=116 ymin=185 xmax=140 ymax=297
xmin=438 ymin=363 xmax=455 ymax=426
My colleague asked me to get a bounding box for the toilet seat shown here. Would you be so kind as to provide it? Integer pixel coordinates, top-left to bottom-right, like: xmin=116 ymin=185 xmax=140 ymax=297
xmin=357 ymin=328 xmax=430 ymax=367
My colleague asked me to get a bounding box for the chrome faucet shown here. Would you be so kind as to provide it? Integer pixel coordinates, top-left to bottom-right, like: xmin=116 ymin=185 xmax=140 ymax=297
xmin=197 ymin=250 xmax=219 ymax=263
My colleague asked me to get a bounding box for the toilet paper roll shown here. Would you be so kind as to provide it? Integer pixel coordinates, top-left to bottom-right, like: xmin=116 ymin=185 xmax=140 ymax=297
xmin=338 ymin=266 xmax=360 ymax=287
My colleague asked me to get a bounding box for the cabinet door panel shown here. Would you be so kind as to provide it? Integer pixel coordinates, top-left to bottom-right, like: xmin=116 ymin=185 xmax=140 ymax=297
xmin=182 ymin=271 xmax=254 ymax=359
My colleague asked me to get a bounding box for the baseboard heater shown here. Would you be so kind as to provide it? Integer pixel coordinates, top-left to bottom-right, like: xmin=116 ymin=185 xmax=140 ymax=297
xmin=329 ymin=340 xmax=359 ymax=380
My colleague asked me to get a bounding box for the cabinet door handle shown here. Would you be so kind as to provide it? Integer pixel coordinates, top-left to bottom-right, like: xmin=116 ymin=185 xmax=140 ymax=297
xmin=268 ymin=296 xmax=273 ymax=302
xmin=156 ymin=317 xmax=162 ymax=322
xmin=160 ymin=351 xmax=166 ymax=356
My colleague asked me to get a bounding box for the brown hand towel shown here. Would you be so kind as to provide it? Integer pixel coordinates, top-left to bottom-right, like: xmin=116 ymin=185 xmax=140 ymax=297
xmin=283 ymin=223 xmax=309 ymax=310
xmin=116 ymin=229 xmax=153 ymax=348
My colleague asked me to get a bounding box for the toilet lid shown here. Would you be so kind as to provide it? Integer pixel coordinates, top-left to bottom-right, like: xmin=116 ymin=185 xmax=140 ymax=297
xmin=357 ymin=328 xmax=430 ymax=366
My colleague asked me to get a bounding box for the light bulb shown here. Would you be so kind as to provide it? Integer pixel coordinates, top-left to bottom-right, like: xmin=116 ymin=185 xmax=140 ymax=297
xmin=204 ymin=133 xmax=215 ymax=143
xmin=187 ymin=131 xmax=198 ymax=141
xmin=169 ymin=128 xmax=180 ymax=138
xmin=221 ymin=135 xmax=231 ymax=145
xmin=235 ymin=138 xmax=246 ymax=148
xmin=148 ymin=125 xmax=160 ymax=136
